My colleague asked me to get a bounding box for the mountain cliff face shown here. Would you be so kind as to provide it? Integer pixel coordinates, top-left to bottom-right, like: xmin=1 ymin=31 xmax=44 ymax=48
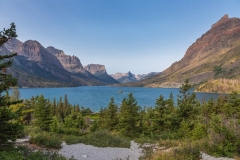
xmin=132 ymin=15 xmax=240 ymax=87
xmin=46 ymin=47 xmax=86 ymax=73
xmin=111 ymin=71 xmax=160 ymax=84
xmin=18 ymin=40 xmax=63 ymax=68
xmin=84 ymin=64 xmax=120 ymax=84
xmin=1 ymin=39 xmax=108 ymax=87
xmin=4 ymin=38 xmax=22 ymax=53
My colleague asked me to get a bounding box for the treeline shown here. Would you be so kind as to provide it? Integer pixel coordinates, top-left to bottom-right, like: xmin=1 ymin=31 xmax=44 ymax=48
xmin=10 ymin=93 xmax=93 ymax=135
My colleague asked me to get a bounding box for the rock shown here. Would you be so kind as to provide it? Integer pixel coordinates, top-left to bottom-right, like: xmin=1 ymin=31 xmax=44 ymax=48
xmin=82 ymin=155 xmax=88 ymax=158
xmin=84 ymin=64 xmax=120 ymax=84
xmin=46 ymin=46 xmax=87 ymax=74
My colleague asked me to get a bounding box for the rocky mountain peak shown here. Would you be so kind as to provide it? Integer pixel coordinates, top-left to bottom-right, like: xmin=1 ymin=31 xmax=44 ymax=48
xmin=4 ymin=38 xmax=23 ymax=53
xmin=47 ymin=46 xmax=65 ymax=56
xmin=84 ymin=64 xmax=107 ymax=76
xmin=15 ymin=40 xmax=63 ymax=68
xmin=84 ymin=64 xmax=120 ymax=84
xmin=211 ymin=14 xmax=229 ymax=29
xmin=46 ymin=46 xmax=85 ymax=73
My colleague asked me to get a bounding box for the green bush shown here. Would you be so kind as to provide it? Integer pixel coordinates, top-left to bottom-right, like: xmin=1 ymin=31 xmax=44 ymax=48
xmin=57 ymin=127 xmax=87 ymax=136
xmin=62 ymin=130 xmax=130 ymax=147
xmin=173 ymin=143 xmax=200 ymax=160
xmin=0 ymin=150 xmax=25 ymax=160
xmin=63 ymin=135 xmax=81 ymax=145
xmin=30 ymin=132 xmax=62 ymax=149
xmin=205 ymin=115 xmax=240 ymax=157
xmin=77 ymin=130 xmax=130 ymax=148
xmin=191 ymin=122 xmax=207 ymax=140
xmin=0 ymin=147 xmax=75 ymax=160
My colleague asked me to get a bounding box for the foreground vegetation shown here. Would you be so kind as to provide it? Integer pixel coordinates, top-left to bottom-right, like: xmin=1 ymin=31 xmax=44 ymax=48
xmin=4 ymin=79 xmax=240 ymax=159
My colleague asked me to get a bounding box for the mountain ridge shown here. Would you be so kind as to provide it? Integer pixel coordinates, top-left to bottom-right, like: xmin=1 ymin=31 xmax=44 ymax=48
xmin=111 ymin=71 xmax=160 ymax=84
xmin=128 ymin=14 xmax=240 ymax=88
xmin=1 ymin=39 xmax=118 ymax=87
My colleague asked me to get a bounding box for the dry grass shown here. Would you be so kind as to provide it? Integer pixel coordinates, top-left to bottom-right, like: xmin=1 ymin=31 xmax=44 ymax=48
xmin=196 ymin=78 xmax=240 ymax=93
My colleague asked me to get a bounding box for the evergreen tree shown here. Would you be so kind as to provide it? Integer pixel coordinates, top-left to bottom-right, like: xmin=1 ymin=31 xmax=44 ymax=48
xmin=51 ymin=97 xmax=57 ymax=116
xmin=11 ymin=86 xmax=20 ymax=101
xmin=165 ymin=92 xmax=177 ymax=131
xmin=63 ymin=94 xmax=71 ymax=116
xmin=119 ymin=93 xmax=140 ymax=137
xmin=22 ymin=100 xmax=33 ymax=125
xmin=50 ymin=116 xmax=59 ymax=132
xmin=153 ymin=95 xmax=167 ymax=132
xmin=177 ymin=79 xmax=199 ymax=121
xmin=105 ymin=97 xmax=119 ymax=131
xmin=98 ymin=106 xmax=107 ymax=129
xmin=224 ymin=92 xmax=240 ymax=118
xmin=57 ymin=96 xmax=65 ymax=123
xmin=34 ymin=95 xmax=52 ymax=131
xmin=0 ymin=23 xmax=23 ymax=148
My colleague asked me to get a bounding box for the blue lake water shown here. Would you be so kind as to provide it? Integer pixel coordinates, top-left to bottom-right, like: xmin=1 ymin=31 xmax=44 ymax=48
xmin=14 ymin=86 xmax=222 ymax=112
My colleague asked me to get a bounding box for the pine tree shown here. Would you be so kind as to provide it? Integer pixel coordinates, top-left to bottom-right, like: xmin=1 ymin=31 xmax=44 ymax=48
xmin=0 ymin=23 xmax=23 ymax=148
xmin=165 ymin=92 xmax=177 ymax=131
xmin=119 ymin=93 xmax=140 ymax=137
xmin=177 ymin=79 xmax=199 ymax=121
xmin=22 ymin=100 xmax=33 ymax=125
xmin=98 ymin=106 xmax=107 ymax=129
xmin=52 ymin=97 xmax=57 ymax=116
xmin=105 ymin=97 xmax=118 ymax=131
xmin=153 ymin=95 xmax=167 ymax=131
xmin=63 ymin=94 xmax=71 ymax=116
xmin=34 ymin=95 xmax=52 ymax=131
xmin=11 ymin=86 xmax=20 ymax=101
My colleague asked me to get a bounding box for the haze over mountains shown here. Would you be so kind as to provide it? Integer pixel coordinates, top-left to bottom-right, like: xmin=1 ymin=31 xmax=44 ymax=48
xmin=128 ymin=15 xmax=240 ymax=88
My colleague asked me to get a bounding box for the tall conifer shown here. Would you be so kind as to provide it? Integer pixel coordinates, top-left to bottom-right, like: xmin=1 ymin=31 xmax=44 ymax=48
xmin=0 ymin=23 xmax=23 ymax=148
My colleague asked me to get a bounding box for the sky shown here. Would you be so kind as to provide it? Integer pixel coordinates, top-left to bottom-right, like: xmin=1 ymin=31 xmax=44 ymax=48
xmin=1 ymin=0 xmax=240 ymax=74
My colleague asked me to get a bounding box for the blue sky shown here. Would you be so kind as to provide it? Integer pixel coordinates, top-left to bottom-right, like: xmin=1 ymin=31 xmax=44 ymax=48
xmin=1 ymin=0 xmax=240 ymax=74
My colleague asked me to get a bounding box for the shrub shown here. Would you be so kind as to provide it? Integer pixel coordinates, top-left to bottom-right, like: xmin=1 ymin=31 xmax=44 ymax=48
xmin=62 ymin=130 xmax=130 ymax=147
xmin=56 ymin=127 xmax=87 ymax=136
xmin=30 ymin=132 xmax=62 ymax=149
xmin=205 ymin=115 xmax=240 ymax=157
xmin=0 ymin=147 xmax=74 ymax=160
xmin=77 ymin=130 xmax=130 ymax=148
xmin=63 ymin=135 xmax=81 ymax=145
xmin=173 ymin=143 xmax=200 ymax=160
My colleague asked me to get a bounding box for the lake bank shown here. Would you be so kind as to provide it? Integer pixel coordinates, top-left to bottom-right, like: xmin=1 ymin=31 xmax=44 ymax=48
xmin=14 ymin=86 xmax=220 ymax=112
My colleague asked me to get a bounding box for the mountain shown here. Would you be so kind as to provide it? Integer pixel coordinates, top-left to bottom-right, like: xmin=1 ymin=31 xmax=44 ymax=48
xmin=111 ymin=71 xmax=160 ymax=84
xmin=84 ymin=64 xmax=120 ymax=84
xmin=46 ymin=46 xmax=86 ymax=74
xmin=1 ymin=39 xmax=107 ymax=87
xmin=46 ymin=46 xmax=100 ymax=80
xmin=130 ymin=14 xmax=240 ymax=88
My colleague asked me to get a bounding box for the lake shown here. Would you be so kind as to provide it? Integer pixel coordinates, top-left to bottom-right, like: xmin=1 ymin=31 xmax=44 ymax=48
xmin=14 ymin=86 xmax=222 ymax=112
